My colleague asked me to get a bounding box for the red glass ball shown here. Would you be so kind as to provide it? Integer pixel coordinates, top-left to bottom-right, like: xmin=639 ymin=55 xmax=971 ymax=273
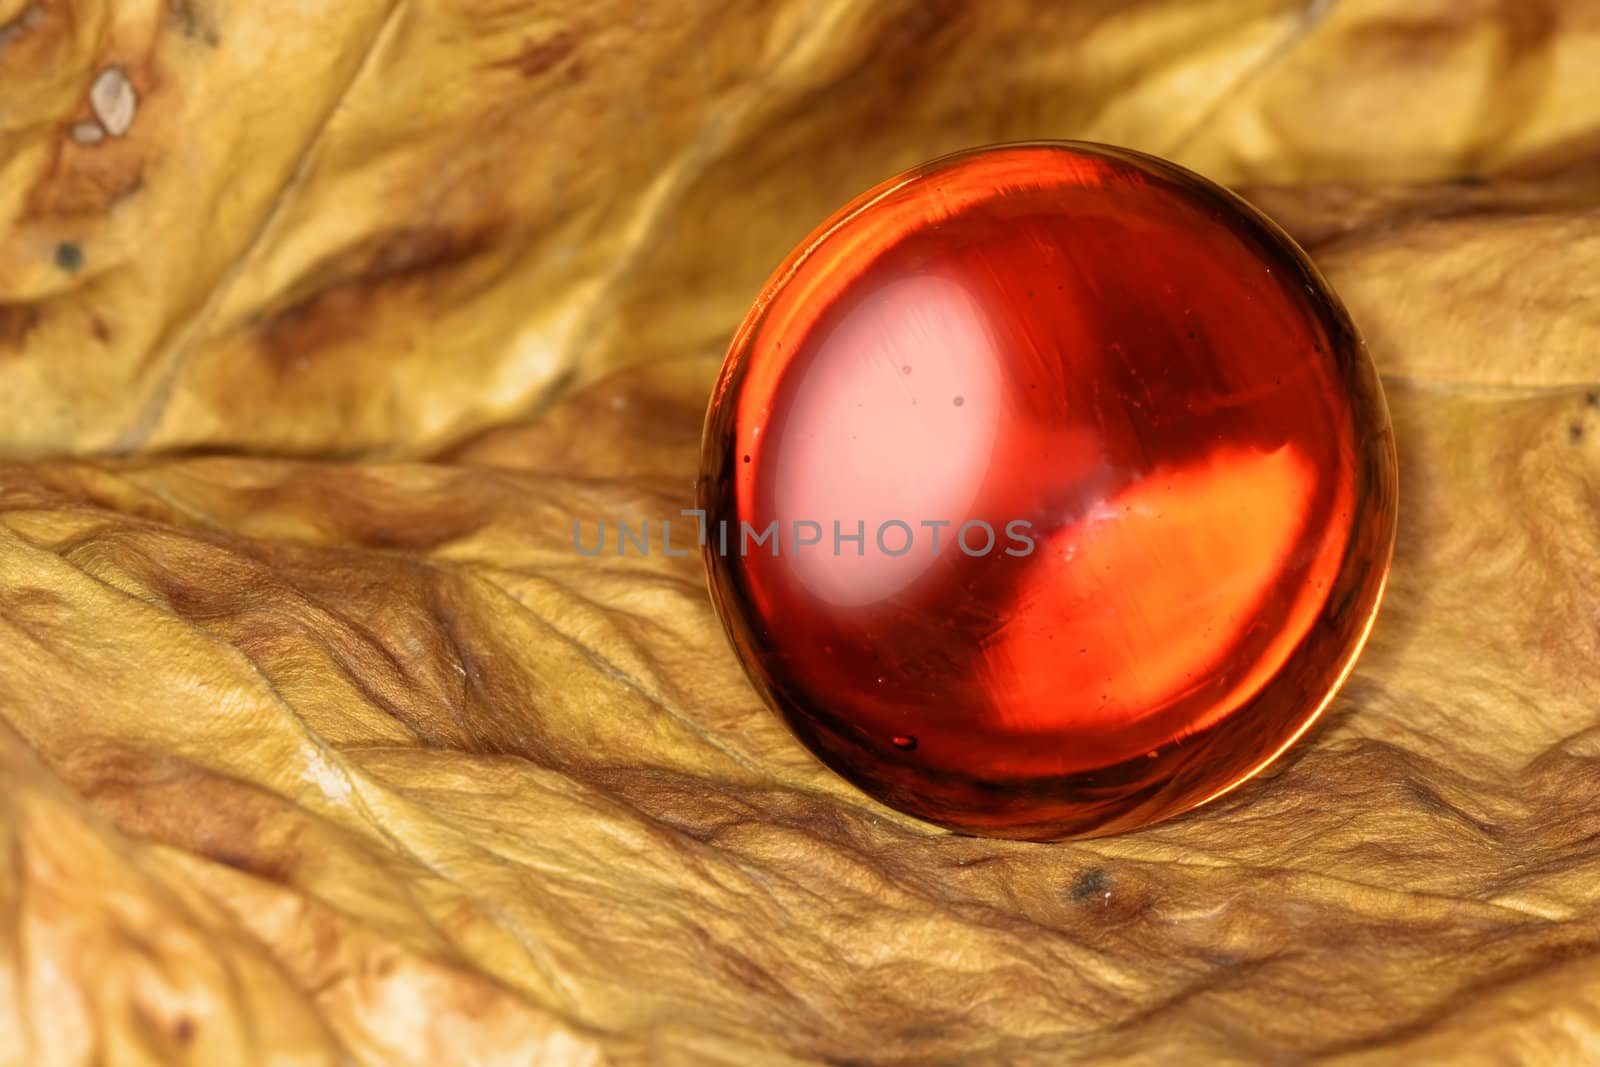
xmin=698 ymin=142 xmax=1397 ymax=840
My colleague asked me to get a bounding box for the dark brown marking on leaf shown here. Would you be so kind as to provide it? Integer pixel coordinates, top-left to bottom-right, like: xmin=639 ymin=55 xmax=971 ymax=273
xmin=129 ymin=998 xmax=195 ymax=1049
xmin=0 ymin=581 xmax=75 ymax=649
xmin=679 ymin=917 xmax=796 ymax=1004
xmin=24 ymin=142 xmax=145 ymax=219
xmin=707 ymin=934 xmax=790 ymax=1000
xmin=495 ymin=30 xmax=580 ymax=79
xmin=335 ymin=504 xmax=488 ymax=552
xmin=21 ymin=63 xmax=155 ymax=220
xmin=366 ymin=226 xmax=493 ymax=280
xmin=167 ymin=0 xmax=220 ymax=46
xmin=257 ymin=224 xmax=499 ymax=373
xmin=202 ymin=833 xmax=302 ymax=884
xmin=0 ymin=303 xmax=39 ymax=352
xmin=1351 ymin=15 xmax=1486 ymax=63
xmin=315 ymin=472 xmax=491 ymax=552
xmin=1405 ymin=779 xmax=1496 ymax=838
xmin=211 ymin=836 xmax=302 ymax=884
xmin=81 ymin=758 xmax=306 ymax=885
xmin=382 ymin=574 xmax=554 ymax=762
xmin=1405 ymin=779 xmax=1451 ymax=815
xmin=1571 ymin=423 xmax=1585 ymax=444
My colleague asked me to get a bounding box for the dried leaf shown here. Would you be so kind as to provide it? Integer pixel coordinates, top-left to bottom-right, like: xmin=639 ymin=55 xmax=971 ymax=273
xmin=2 ymin=0 xmax=1599 ymax=1064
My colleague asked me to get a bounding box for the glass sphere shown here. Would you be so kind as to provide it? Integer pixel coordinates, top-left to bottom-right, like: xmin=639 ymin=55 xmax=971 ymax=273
xmin=698 ymin=142 xmax=1398 ymax=840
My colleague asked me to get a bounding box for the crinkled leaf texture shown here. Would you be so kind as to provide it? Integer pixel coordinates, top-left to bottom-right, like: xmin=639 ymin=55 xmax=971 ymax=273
xmin=2 ymin=0 xmax=1600 ymax=1064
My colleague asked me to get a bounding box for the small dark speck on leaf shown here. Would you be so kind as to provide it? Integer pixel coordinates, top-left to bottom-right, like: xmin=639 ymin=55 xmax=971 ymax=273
xmin=742 ymin=454 xmax=751 ymax=463
xmin=1586 ymin=391 xmax=1598 ymax=408
xmin=1067 ymin=867 xmax=1111 ymax=901
xmin=953 ymin=395 xmax=964 ymax=407
xmin=1570 ymin=424 xmax=1585 ymax=444
xmin=55 ymin=242 xmax=84 ymax=272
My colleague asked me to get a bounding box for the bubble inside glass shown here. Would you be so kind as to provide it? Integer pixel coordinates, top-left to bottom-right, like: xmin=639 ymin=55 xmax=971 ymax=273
xmin=698 ymin=142 xmax=1398 ymax=840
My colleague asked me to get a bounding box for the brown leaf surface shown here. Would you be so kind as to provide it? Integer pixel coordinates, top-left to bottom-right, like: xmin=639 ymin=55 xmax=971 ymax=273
xmin=2 ymin=0 xmax=1600 ymax=1064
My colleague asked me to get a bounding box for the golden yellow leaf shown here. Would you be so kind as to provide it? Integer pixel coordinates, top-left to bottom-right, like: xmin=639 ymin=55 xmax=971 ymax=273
xmin=1 ymin=0 xmax=1599 ymax=1063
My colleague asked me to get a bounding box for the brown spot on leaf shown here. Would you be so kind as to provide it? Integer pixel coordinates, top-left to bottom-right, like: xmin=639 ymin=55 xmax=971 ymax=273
xmin=691 ymin=923 xmax=789 ymax=999
xmin=258 ymin=225 xmax=498 ymax=373
xmin=1406 ymin=779 xmax=1496 ymax=837
xmin=496 ymin=30 xmax=579 ymax=79
xmin=82 ymin=757 xmax=306 ymax=885
xmin=0 ymin=304 xmax=39 ymax=351
xmin=24 ymin=140 xmax=144 ymax=218
xmin=300 ymin=469 xmax=491 ymax=551
xmin=168 ymin=0 xmax=221 ymax=46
